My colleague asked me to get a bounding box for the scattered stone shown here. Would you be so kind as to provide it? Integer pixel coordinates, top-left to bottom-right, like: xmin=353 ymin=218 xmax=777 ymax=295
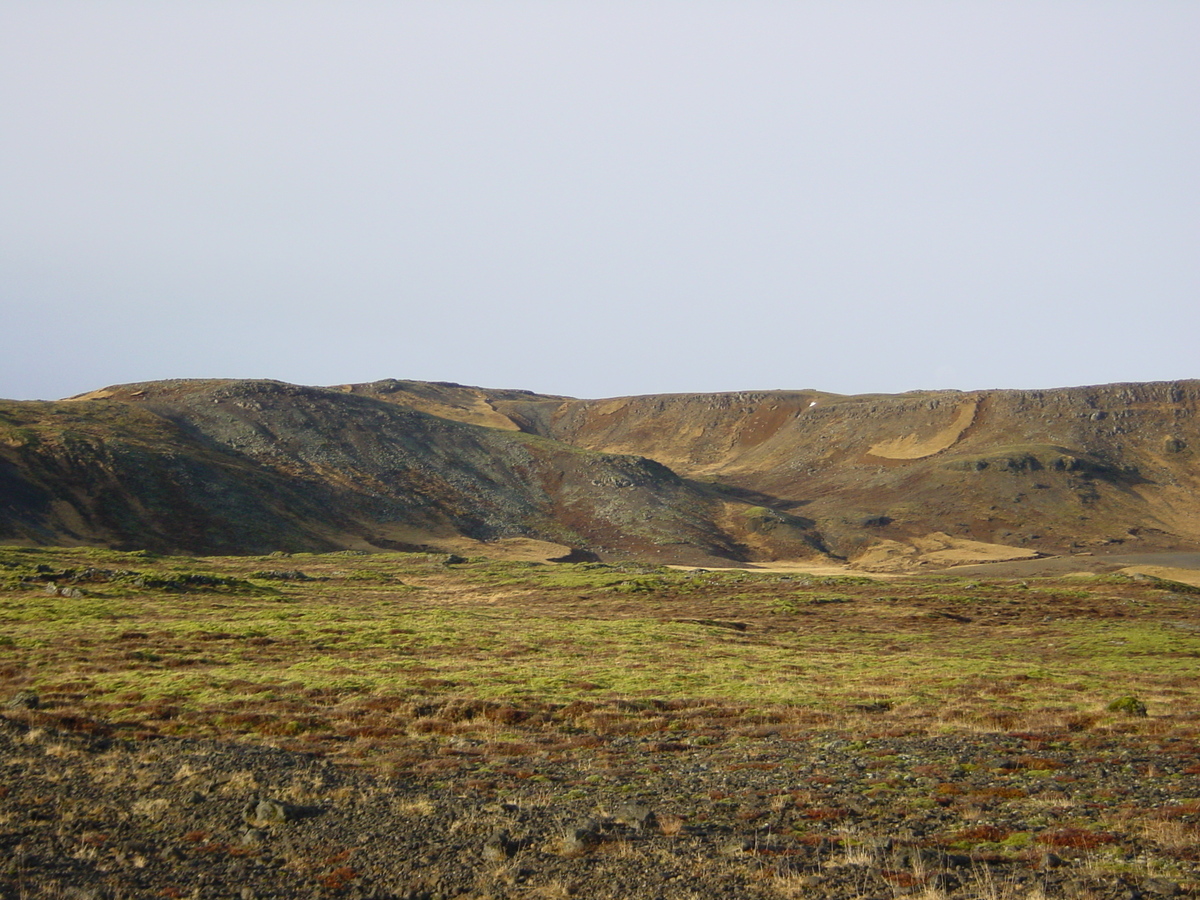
xmin=43 ymin=583 xmax=85 ymax=598
xmin=646 ymin=741 xmax=689 ymax=753
xmin=0 ymin=690 xmax=1195 ymax=899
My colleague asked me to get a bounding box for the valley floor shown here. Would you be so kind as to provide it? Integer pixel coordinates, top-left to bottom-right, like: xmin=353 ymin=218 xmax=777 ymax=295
xmin=1 ymin=546 xmax=1199 ymax=898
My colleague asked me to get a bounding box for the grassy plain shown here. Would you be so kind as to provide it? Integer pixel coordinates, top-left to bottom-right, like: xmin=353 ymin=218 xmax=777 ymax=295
xmin=2 ymin=545 xmax=1199 ymax=769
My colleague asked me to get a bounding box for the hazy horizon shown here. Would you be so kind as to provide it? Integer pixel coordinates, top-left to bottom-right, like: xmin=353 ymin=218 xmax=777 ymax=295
xmin=3 ymin=3 xmax=1197 ymax=401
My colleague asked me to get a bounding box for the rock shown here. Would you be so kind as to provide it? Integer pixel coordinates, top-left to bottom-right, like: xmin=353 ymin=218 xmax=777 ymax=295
xmin=1143 ymin=879 xmax=1179 ymax=897
xmin=482 ymin=828 xmax=513 ymax=862
xmin=246 ymin=798 xmax=295 ymax=827
xmin=43 ymin=582 xmax=84 ymax=598
xmin=6 ymin=690 xmax=39 ymax=709
xmin=1108 ymin=696 xmax=1148 ymax=717
xmin=611 ymin=801 xmax=656 ymax=831
xmin=558 ymin=822 xmax=600 ymax=858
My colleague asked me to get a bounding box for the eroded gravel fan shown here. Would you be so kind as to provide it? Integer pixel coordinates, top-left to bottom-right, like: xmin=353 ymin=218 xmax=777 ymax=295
xmin=2 ymin=715 xmax=1197 ymax=899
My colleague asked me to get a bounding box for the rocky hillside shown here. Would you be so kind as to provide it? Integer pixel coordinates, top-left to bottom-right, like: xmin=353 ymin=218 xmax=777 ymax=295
xmin=2 ymin=377 xmax=1198 ymax=566
xmin=0 ymin=380 xmax=751 ymax=562
xmin=540 ymin=382 xmax=1200 ymax=560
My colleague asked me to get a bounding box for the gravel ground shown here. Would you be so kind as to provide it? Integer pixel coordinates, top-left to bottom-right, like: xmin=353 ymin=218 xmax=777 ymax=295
xmin=2 ymin=713 xmax=1198 ymax=899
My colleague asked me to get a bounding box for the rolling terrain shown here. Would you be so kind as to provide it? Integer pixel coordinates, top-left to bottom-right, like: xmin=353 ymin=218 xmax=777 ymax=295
xmin=4 ymin=380 xmax=1200 ymax=897
xmin=3 ymin=376 xmax=1196 ymax=570
xmin=347 ymin=379 xmax=1200 ymax=566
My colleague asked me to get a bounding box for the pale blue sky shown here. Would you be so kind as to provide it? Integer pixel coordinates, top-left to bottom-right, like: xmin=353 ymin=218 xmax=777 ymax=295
xmin=2 ymin=2 xmax=1197 ymax=400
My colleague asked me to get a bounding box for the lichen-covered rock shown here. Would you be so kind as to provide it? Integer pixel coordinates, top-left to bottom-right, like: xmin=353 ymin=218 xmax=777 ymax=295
xmin=245 ymin=797 xmax=295 ymax=826
xmin=6 ymin=690 xmax=39 ymax=709
xmin=1108 ymin=695 xmax=1148 ymax=717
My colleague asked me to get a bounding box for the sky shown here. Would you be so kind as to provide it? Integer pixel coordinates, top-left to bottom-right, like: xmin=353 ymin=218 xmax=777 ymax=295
xmin=1 ymin=2 xmax=1198 ymax=401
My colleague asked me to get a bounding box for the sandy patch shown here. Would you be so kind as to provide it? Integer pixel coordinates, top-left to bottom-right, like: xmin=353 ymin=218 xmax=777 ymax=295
xmin=437 ymin=536 xmax=576 ymax=563
xmin=669 ymin=561 xmax=895 ymax=579
xmin=855 ymin=531 xmax=1040 ymax=572
xmin=867 ymin=399 xmax=977 ymax=460
xmin=61 ymin=389 xmax=115 ymax=401
xmin=1116 ymin=565 xmax=1200 ymax=587
xmin=391 ymin=393 xmax=520 ymax=431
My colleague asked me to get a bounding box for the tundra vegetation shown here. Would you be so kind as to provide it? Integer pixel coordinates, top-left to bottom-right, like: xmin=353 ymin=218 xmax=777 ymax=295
xmin=1 ymin=545 xmax=1198 ymax=898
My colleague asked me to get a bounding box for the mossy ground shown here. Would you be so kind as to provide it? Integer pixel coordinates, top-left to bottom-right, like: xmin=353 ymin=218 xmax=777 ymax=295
xmin=3 ymin=546 xmax=1198 ymax=752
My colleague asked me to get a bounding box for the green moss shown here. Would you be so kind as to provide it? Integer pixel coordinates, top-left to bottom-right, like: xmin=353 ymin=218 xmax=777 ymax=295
xmin=1107 ymin=695 xmax=1148 ymax=717
xmin=2 ymin=544 xmax=1199 ymax=739
xmin=773 ymin=594 xmax=853 ymax=612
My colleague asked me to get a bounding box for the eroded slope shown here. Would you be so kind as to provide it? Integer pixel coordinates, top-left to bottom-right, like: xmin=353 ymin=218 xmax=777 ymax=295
xmin=349 ymin=380 xmax=1200 ymax=563
xmin=0 ymin=381 xmax=753 ymax=561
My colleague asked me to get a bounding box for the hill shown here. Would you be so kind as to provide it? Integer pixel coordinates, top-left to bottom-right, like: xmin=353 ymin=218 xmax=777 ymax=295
xmin=3 ymin=377 xmax=1199 ymax=568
